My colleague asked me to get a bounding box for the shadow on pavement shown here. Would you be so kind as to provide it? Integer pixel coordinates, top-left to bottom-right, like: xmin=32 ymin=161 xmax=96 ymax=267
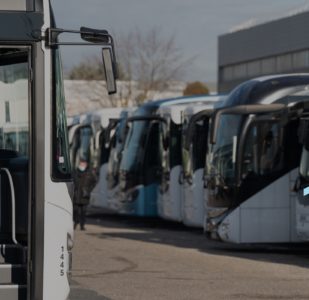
xmin=69 ymin=280 xmax=112 ymax=300
xmin=84 ymin=210 xmax=309 ymax=270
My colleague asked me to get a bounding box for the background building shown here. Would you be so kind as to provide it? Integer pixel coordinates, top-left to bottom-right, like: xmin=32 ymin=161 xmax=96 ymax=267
xmin=64 ymin=80 xmax=187 ymax=116
xmin=218 ymin=11 xmax=309 ymax=93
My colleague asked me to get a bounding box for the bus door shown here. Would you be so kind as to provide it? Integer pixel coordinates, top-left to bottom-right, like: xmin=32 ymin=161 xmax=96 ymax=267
xmin=0 ymin=47 xmax=31 ymax=299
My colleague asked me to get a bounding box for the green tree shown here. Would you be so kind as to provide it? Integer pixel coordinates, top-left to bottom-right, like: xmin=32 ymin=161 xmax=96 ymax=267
xmin=183 ymin=81 xmax=209 ymax=96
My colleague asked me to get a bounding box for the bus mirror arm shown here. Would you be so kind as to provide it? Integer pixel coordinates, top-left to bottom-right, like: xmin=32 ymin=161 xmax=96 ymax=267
xmin=45 ymin=27 xmax=118 ymax=94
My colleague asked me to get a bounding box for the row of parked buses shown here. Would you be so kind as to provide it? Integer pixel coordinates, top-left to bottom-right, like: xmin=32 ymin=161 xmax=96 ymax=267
xmin=71 ymin=74 xmax=309 ymax=249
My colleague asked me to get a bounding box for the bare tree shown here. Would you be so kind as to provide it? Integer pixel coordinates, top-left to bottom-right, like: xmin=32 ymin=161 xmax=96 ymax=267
xmin=66 ymin=27 xmax=191 ymax=108
xmin=117 ymin=27 xmax=191 ymax=105
xmin=68 ymin=56 xmax=105 ymax=80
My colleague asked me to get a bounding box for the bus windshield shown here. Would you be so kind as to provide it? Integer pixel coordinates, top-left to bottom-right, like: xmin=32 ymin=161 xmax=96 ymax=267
xmin=107 ymin=124 xmax=121 ymax=188
xmin=208 ymin=114 xmax=243 ymax=185
xmin=182 ymin=116 xmax=209 ymax=180
xmin=120 ymin=119 xmax=148 ymax=173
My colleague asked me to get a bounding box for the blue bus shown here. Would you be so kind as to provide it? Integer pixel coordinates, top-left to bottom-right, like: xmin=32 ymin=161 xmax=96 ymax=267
xmin=116 ymin=95 xmax=221 ymax=217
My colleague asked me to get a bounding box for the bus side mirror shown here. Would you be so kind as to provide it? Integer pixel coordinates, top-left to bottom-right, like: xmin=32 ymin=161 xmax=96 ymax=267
xmin=102 ymin=48 xmax=117 ymax=95
xmin=104 ymin=119 xmax=119 ymax=147
xmin=184 ymin=122 xmax=194 ymax=150
xmin=80 ymin=27 xmax=109 ymax=43
xmin=162 ymin=122 xmax=169 ymax=150
xmin=119 ymin=120 xmax=129 ymax=144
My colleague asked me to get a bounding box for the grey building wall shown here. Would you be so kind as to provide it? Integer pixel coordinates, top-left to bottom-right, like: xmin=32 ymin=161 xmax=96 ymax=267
xmin=218 ymin=11 xmax=309 ymax=93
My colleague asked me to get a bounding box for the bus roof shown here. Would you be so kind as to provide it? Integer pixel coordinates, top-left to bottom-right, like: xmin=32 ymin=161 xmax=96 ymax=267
xmin=223 ymin=74 xmax=309 ymax=107
xmin=134 ymin=94 xmax=225 ymax=117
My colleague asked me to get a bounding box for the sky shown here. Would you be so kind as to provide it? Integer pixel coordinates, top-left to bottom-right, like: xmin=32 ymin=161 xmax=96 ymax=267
xmin=51 ymin=0 xmax=309 ymax=83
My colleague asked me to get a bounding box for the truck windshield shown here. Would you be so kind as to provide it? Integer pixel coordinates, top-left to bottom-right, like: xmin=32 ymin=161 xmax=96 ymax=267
xmin=207 ymin=114 xmax=243 ymax=185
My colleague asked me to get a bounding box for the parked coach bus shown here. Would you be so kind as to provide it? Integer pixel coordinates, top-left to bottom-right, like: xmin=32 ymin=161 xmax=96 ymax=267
xmin=0 ymin=0 xmax=117 ymax=299
xmin=181 ymin=100 xmax=224 ymax=227
xmin=205 ymin=74 xmax=309 ymax=244
xmin=117 ymin=95 xmax=216 ymax=217
xmin=157 ymin=97 xmax=223 ymax=223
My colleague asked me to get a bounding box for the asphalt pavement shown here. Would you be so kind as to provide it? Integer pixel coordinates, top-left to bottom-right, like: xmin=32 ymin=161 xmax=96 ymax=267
xmin=69 ymin=211 xmax=309 ymax=300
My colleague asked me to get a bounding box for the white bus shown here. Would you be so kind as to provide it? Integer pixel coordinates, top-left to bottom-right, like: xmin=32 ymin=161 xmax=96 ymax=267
xmin=0 ymin=0 xmax=117 ymax=299
xmin=157 ymin=98 xmax=221 ymax=223
xmin=117 ymin=95 xmax=221 ymax=217
xmin=205 ymin=74 xmax=309 ymax=244
xmin=157 ymin=104 xmax=190 ymax=222
xmin=181 ymin=101 xmax=224 ymax=227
